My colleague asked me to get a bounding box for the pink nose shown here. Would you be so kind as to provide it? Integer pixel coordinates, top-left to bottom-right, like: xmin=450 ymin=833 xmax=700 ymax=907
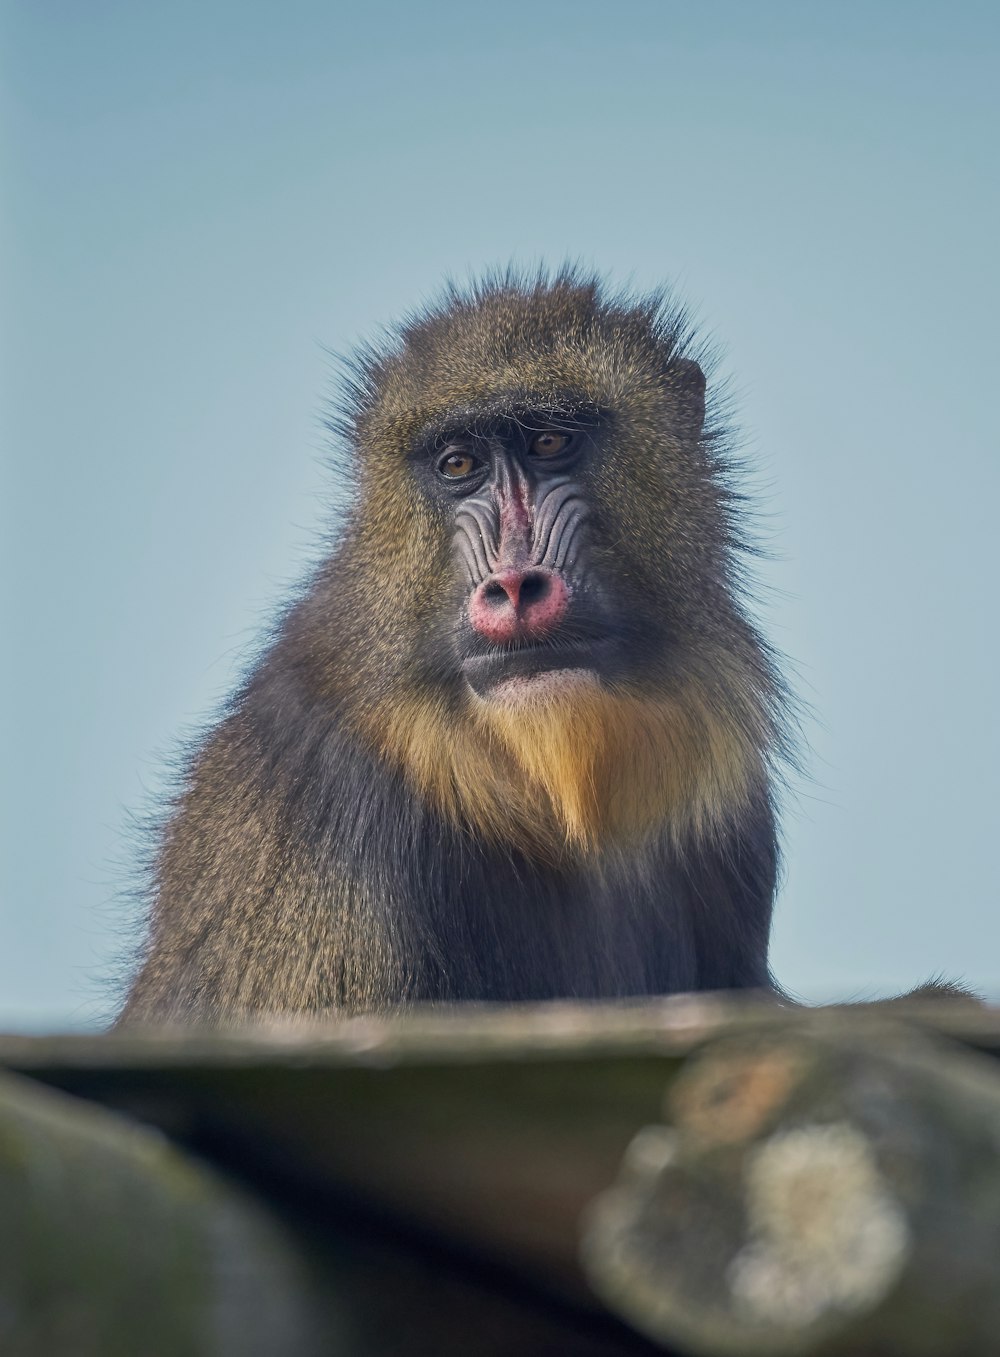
xmin=469 ymin=568 xmax=569 ymax=645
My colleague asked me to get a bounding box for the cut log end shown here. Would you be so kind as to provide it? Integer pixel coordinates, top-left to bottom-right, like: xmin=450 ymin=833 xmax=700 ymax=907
xmin=582 ymin=1020 xmax=1000 ymax=1355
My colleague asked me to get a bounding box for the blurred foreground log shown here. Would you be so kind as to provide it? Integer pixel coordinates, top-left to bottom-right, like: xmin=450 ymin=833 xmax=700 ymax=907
xmin=583 ymin=1018 xmax=1000 ymax=1356
xmin=0 ymin=1069 xmax=322 ymax=1357
xmin=4 ymin=998 xmax=1000 ymax=1355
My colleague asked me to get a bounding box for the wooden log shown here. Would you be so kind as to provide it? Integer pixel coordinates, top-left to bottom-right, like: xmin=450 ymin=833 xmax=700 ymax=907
xmin=581 ymin=1018 xmax=1000 ymax=1356
xmin=0 ymin=1069 xmax=323 ymax=1357
xmin=0 ymin=1065 xmax=664 ymax=1355
xmin=3 ymin=998 xmax=998 ymax=1352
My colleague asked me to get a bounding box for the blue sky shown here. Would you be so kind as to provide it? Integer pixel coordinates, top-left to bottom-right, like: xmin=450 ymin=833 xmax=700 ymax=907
xmin=3 ymin=1 xmax=998 ymax=1026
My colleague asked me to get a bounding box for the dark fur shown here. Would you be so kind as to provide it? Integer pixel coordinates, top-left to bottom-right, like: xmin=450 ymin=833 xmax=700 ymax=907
xmin=120 ymin=269 xmax=789 ymax=1023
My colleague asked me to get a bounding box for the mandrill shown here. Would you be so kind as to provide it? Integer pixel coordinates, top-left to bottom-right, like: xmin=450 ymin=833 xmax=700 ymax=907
xmin=120 ymin=270 xmax=790 ymax=1023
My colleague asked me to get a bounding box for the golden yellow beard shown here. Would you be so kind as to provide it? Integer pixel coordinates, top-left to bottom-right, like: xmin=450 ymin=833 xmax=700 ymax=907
xmin=367 ymin=669 xmax=762 ymax=862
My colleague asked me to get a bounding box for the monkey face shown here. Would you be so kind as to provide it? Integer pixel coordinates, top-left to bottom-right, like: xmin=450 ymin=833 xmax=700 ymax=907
xmin=336 ymin=278 xmax=726 ymax=716
xmin=418 ymin=412 xmax=631 ymax=703
xmin=348 ymin=387 xmax=727 ymax=721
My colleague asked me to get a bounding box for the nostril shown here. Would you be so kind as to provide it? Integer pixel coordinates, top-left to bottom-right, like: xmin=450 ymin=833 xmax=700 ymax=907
xmin=519 ymin=572 xmax=550 ymax=606
xmin=483 ymin=580 xmax=511 ymax=608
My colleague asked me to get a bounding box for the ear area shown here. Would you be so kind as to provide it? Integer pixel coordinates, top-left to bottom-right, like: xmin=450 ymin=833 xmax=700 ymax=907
xmin=672 ymin=358 xmax=706 ymax=440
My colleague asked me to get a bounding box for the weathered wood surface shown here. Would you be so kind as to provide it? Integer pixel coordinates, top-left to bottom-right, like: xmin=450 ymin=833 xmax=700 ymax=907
xmin=3 ymin=996 xmax=1000 ymax=1355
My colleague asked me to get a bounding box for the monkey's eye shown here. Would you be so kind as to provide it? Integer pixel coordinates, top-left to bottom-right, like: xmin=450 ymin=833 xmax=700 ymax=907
xmin=529 ymin=431 xmax=573 ymax=458
xmin=437 ymin=447 xmax=480 ymax=480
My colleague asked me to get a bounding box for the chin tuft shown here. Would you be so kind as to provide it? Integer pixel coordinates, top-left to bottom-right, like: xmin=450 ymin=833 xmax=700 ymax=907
xmin=473 ymin=667 xmax=601 ymax=708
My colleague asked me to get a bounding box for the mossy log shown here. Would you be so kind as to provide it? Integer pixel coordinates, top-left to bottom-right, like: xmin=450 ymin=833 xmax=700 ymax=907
xmin=0 ymin=1069 xmax=323 ymax=1357
xmin=582 ymin=1018 xmax=1000 ymax=1356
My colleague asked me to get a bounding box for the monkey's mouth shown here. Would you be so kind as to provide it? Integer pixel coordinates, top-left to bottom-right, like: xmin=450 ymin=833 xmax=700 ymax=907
xmin=461 ymin=639 xmax=617 ymax=698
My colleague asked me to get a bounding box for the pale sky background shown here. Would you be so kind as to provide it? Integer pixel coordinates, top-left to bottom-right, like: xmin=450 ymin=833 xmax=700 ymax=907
xmin=2 ymin=1 xmax=997 ymax=1028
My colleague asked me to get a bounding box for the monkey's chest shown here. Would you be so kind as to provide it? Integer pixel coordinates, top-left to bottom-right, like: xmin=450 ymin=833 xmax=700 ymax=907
xmin=407 ymin=857 xmax=694 ymax=1002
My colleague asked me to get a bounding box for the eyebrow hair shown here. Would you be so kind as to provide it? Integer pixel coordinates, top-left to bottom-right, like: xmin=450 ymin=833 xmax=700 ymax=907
xmin=412 ymin=391 xmax=606 ymax=450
